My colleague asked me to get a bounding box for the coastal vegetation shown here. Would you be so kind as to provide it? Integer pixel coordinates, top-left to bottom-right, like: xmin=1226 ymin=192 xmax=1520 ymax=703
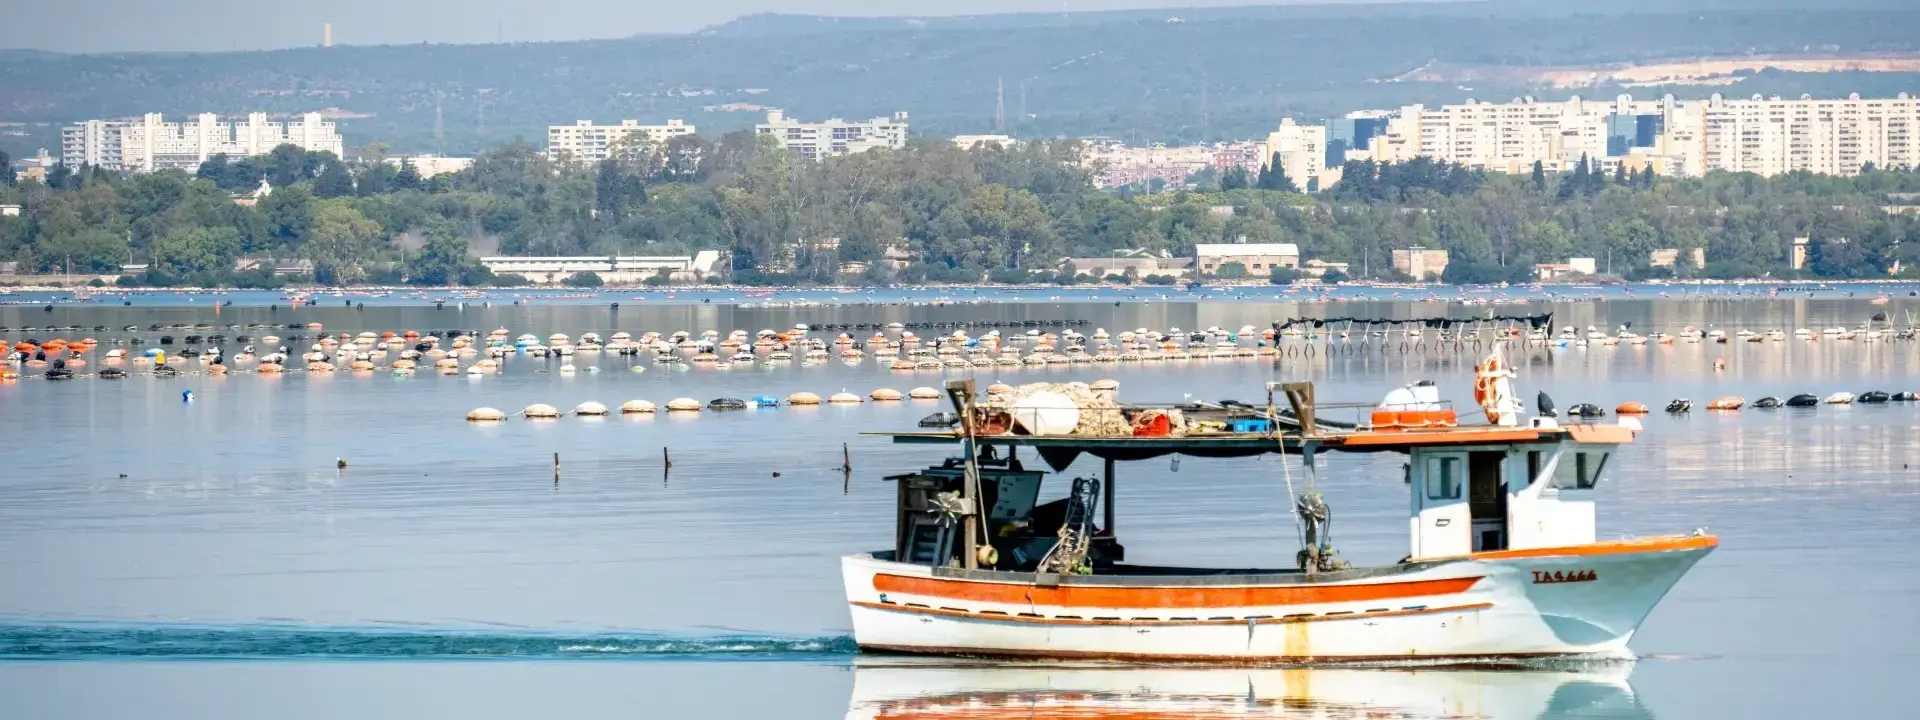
xmin=4 ymin=133 xmax=1920 ymax=287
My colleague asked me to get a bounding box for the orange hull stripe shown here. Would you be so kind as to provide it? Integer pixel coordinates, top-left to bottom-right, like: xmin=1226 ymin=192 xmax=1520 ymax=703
xmin=872 ymin=574 xmax=1479 ymax=609
xmin=1429 ymin=534 xmax=1719 ymax=562
xmin=851 ymin=601 xmax=1492 ymax=627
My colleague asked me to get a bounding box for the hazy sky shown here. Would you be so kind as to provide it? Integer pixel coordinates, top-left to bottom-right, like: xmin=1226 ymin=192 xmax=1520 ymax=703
xmin=3 ymin=1 xmax=1321 ymax=53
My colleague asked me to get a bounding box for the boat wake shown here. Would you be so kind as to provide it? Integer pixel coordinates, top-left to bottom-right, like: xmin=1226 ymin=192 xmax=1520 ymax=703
xmin=0 ymin=620 xmax=858 ymax=661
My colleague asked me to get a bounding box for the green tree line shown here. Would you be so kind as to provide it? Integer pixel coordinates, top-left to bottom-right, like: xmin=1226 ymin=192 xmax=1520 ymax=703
xmin=4 ymin=134 xmax=1920 ymax=287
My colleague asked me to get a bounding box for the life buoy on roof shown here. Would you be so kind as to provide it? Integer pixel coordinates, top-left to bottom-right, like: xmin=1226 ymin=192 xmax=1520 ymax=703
xmin=1473 ymin=354 xmax=1522 ymax=426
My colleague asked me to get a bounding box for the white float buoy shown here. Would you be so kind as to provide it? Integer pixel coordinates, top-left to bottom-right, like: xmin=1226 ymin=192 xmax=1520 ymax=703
xmin=666 ymin=397 xmax=702 ymax=412
xmin=467 ymin=407 xmax=506 ymax=421
xmin=620 ymin=400 xmax=657 ymax=414
xmin=829 ymin=392 xmax=862 ymax=404
xmin=523 ymin=403 xmax=561 ymax=418
xmin=908 ymin=386 xmax=941 ymax=399
xmin=870 ymin=388 xmax=903 ymax=401
xmin=574 ymin=401 xmax=608 ymax=416
xmin=788 ymin=392 xmax=822 ymax=406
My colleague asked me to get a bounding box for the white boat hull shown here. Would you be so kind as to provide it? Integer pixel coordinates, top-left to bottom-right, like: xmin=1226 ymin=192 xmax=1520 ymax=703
xmin=843 ymin=535 xmax=1713 ymax=663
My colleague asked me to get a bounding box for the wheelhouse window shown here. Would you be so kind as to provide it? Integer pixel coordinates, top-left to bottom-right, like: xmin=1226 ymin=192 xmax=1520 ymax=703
xmin=1553 ymin=450 xmax=1608 ymax=490
xmin=1426 ymin=456 xmax=1462 ymax=500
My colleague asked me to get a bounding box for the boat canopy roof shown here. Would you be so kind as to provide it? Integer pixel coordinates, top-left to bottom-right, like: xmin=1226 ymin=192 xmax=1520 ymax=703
xmin=870 ymin=424 xmax=1633 ymax=471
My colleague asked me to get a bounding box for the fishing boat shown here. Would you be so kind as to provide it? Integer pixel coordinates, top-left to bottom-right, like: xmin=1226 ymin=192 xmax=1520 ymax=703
xmin=842 ymin=366 xmax=1715 ymax=664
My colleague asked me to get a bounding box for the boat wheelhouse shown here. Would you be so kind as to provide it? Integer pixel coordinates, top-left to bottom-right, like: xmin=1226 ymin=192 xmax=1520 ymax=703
xmin=843 ymin=374 xmax=1715 ymax=663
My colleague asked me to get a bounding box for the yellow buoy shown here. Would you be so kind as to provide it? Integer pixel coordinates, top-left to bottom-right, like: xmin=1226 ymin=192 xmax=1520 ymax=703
xmin=788 ymin=392 xmax=822 ymax=406
xmin=908 ymin=386 xmax=941 ymax=400
xmin=870 ymin=388 xmax=903 ymax=401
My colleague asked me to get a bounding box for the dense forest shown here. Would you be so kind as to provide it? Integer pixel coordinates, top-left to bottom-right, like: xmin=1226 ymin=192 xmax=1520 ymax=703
xmin=4 ymin=132 xmax=1920 ymax=287
xmin=2 ymin=3 xmax=1917 ymax=156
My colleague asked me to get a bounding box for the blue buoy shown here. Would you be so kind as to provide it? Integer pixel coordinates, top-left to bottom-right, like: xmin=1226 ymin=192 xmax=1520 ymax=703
xmin=182 ymin=390 xmax=194 ymax=402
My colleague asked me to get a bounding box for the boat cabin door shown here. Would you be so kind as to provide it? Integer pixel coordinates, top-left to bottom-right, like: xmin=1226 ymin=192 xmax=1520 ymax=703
xmin=1467 ymin=451 xmax=1508 ymax=552
xmin=1410 ymin=449 xmax=1508 ymax=558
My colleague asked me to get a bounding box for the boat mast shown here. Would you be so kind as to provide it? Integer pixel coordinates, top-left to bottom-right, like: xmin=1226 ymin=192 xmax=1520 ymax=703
xmin=945 ymin=378 xmax=985 ymax=570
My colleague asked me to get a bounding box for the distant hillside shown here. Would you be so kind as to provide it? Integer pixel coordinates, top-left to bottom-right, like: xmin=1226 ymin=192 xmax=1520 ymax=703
xmin=1 ymin=4 xmax=1916 ymax=156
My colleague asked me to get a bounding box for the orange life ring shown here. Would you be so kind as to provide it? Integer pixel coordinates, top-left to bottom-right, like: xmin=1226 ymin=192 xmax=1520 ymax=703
xmin=1471 ymin=357 xmax=1501 ymax=408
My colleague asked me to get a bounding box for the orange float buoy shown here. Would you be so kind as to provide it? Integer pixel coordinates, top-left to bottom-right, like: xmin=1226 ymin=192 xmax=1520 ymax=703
xmin=1616 ymin=401 xmax=1650 ymax=415
xmin=1706 ymin=396 xmax=1745 ymax=410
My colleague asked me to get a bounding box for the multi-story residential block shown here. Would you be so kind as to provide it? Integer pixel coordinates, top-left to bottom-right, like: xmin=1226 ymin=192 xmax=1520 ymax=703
xmin=545 ymin=119 xmax=695 ymax=163
xmin=1262 ymin=118 xmax=1329 ymax=189
xmin=1339 ymin=92 xmax=1919 ymax=178
xmin=1698 ymin=93 xmax=1920 ymax=176
xmin=755 ymin=111 xmax=909 ymax=161
xmin=62 ymin=121 xmax=126 ymax=168
xmin=61 ymin=113 xmax=343 ymax=172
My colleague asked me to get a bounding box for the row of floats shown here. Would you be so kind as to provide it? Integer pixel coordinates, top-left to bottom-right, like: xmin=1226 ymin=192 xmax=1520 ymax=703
xmin=1537 ymin=324 xmax=1917 ymax=346
xmin=1571 ymin=391 xmax=1920 ymax=417
xmin=464 ymin=383 xmax=998 ymax=421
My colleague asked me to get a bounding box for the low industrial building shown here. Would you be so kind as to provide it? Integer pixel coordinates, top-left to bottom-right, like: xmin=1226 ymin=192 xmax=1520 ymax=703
xmin=1391 ymin=247 xmax=1449 ymax=280
xmin=480 ymin=252 xmax=725 ymax=284
xmin=1194 ymin=243 xmax=1299 ymax=277
xmin=1534 ymin=257 xmax=1597 ymax=281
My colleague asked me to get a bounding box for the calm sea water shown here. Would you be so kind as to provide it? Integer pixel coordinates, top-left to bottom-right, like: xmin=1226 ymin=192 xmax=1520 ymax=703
xmin=2 ymin=297 xmax=1918 ymax=719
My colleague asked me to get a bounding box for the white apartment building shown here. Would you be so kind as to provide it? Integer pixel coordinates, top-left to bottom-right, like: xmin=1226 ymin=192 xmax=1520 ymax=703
xmin=61 ymin=113 xmax=343 ymax=172
xmin=1339 ymin=92 xmax=1920 ymax=179
xmin=755 ymin=111 xmax=909 ymax=161
xmin=545 ymin=119 xmax=695 ymax=163
xmin=62 ymin=121 xmax=125 ymax=168
xmin=1699 ymin=93 xmax=1920 ymax=177
xmin=385 ymin=155 xmax=474 ymax=177
xmin=1262 ymin=118 xmax=1329 ymax=190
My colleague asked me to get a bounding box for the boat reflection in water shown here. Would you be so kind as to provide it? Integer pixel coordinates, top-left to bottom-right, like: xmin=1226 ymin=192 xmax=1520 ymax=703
xmin=846 ymin=660 xmax=1651 ymax=720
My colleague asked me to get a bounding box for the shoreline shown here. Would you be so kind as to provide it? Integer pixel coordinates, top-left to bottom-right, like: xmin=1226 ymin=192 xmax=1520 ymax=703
xmin=3 ymin=278 xmax=1920 ymax=295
